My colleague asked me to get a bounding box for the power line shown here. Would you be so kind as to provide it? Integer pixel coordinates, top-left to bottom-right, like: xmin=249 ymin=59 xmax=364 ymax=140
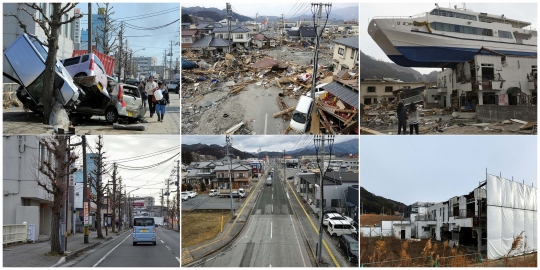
xmin=117 ymin=152 xmax=180 ymax=170
xmin=108 ymin=146 xmax=180 ymax=163
xmin=124 ymin=19 xmax=179 ymax=31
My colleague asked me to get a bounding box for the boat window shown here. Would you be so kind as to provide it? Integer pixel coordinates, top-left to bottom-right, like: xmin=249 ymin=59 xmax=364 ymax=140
xmin=482 ymin=29 xmax=493 ymax=36
xmin=498 ymin=30 xmax=513 ymax=39
xmin=430 ymin=22 xmax=493 ymax=37
xmin=429 ymin=9 xmax=477 ymax=21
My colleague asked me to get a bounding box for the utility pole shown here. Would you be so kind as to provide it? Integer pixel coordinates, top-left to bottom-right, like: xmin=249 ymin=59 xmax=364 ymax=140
xmin=310 ymin=3 xmax=331 ymax=100
xmin=106 ymin=185 xmax=109 ymax=236
xmin=317 ymin=135 xmax=325 ymax=263
xmin=82 ymin=136 xmax=89 ymax=243
xmin=227 ymin=3 xmax=232 ymax=53
xmin=118 ymin=22 xmax=124 ymax=81
xmin=169 ymin=40 xmax=173 ymax=81
xmin=226 ymin=135 xmax=234 ymax=218
xmin=112 ymin=163 xmax=117 ymax=233
xmin=283 ymin=150 xmax=285 ymax=185
xmin=161 ymin=189 xmax=164 ymax=218
xmin=88 ymin=4 xmax=92 ymax=54
xmin=281 ymin=14 xmax=284 ymax=46
xmin=166 ymin=176 xmax=171 ymax=229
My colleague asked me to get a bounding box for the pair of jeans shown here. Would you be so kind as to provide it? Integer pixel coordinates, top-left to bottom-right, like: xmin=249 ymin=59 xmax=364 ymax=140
xmin=156 ymin=104 xmax=166 ymax=116
xmin=149 ymin=95 xmax=156 ymax=116
xmin=409 ymin=123 xmax=419 ymax=134
xmin=398 ymin=120 xmax=407 ymax=135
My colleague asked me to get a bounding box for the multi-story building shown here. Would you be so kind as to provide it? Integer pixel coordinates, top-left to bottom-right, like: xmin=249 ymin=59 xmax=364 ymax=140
xmin=360 ymin=80 xmax=428 ymax=105
xmin=213 ymin=163 xmax=253 ymax=189
xmin=79 ymin=8 xmax=109 ymax=52
xmin=3 ymin=3 xmax=75 ymax=79
xmin=133 ymin=56 xmax=158 ymax=71
xmin=332 ymin=36 xmax=359 ymax=74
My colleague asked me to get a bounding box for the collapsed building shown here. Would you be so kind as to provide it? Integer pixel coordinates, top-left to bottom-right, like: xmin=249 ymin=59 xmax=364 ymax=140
xmin=362 ymin=174 xmax=537 ymax=260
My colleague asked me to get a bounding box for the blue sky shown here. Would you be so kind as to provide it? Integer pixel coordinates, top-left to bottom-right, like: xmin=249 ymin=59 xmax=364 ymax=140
xmin=75 ymin=3 xmax=179 ymax=65
xmin=360 ymin=136 xmax=537 ymax=205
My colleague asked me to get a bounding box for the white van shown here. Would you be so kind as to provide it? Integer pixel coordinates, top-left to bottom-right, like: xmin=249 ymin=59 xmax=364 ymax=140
xmin=290 ymin=96 xmax=314 ymax=133
xmin=327 ymin=220 xmax=356 ymax=237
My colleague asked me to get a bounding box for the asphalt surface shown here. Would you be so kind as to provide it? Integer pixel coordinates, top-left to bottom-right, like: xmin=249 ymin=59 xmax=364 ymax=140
xmin=198 ymin=164 xmax=312 ymax=267
xmin=2 ymin=92 xmax=180 ymax=134
xmin=64 ymin=227 xmax=180 ymax=267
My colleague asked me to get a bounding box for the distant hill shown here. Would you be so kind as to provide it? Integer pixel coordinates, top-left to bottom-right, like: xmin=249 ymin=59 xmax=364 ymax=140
xmin=287 ymin=5 xmax=358 ymax=21
xmin=360 ymin=51 xmax=438 ymax=82
xmin=182 ymin=6 xmax=253 ymax=22
xmin=181 ymin=143 xmax=255 ymax=160
xmin=246 ymin=139 xmax=358 ymax=158
xmin=360 ymin=187 xmax=406 ymax=215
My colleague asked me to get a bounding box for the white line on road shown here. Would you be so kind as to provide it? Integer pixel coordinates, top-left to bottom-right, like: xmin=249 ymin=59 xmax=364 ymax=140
xmin=176 ymin=257 xmax=180 ymax=262
xmin=161 ymin=240 xmax=165 ymax=243
xmin=93 ymin=233 xmax=132 ymax=267
xmin=289 ymin=215 xmax=307 ymax=267
xmin=272 ymin=194 xmax=273 ymax=200
xmin=272 ymin=204 xmax=273 ymax=213
xmin=166 ymin=245 xmax=171 ymax=250
xmin=270 ymin=222 xmax=273 ymax=239
xmin=264 ymin=113 xmax=268 ymax=135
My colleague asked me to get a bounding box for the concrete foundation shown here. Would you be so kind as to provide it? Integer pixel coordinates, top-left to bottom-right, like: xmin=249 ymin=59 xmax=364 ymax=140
xmin=476 ymin=105 xmax=537 ymax=122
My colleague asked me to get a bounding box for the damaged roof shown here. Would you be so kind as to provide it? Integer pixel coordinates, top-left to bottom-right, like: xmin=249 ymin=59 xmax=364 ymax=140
xmin=322 ymin=81 xmax=359 ymax=109
xmin=287 ymin=30 xmax=300 ymax=37
xmin=209 ymin=37 xmax=230 ymax=47
xmin=333 ymin=36 xmax=359 ymax=49
xmin=299 ymin=27 xmax=317 ymax=37
xmin=190 ymin=35 xmax=213 ymax=48
xmin=181 ymin=29 xmax=199 ymax=36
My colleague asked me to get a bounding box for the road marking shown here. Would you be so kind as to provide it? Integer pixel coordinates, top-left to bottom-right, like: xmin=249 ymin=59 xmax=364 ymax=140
xmin=272 ymin=204 xmax=273 ymax=213
xmin=264 ymin=113 xmax=268 ymax=135
xmin=285 ymin=179 xmax=340 ymax=267
xmin=272 ymin=194 xmax=273 ymax=200
xmin=176 ymin=257 xmax=180 ymax=262
xmin=289 ymin=215 xmax=307 ymax=267
xmin=166 ymin=245 xmax=171 ymax=250
xmin=270 ymin=222 xmax=273 ymax=238
xmin=93 ymin=233 xmax=132 ymax=267
xmin=161 ymin=240 xmax=165 ymax=243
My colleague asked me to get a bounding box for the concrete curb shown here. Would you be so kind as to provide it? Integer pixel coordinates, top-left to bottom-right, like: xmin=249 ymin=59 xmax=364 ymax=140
xmin=52 ymin=230 xmax=130 ymax=267
xmin=182 ymin=184 xmax=264 ymax=266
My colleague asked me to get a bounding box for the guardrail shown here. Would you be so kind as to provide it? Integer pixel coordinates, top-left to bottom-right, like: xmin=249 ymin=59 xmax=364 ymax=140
xmin=3 ymin=223 xmax=27 ymax=245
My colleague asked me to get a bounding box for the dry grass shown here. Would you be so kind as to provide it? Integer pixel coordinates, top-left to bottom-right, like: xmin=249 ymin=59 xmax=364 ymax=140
xmin=181 ymin=211 xmax=231 ymax=248
xmin=360 ymin=214 xmax=404 ymax=226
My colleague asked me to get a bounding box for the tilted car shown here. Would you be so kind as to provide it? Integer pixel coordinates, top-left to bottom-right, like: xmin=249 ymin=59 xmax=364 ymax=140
xmin=61 ymin=53 xmax=109 ymax=92
xmin=4 ymin=34 xmax=81 ymax=113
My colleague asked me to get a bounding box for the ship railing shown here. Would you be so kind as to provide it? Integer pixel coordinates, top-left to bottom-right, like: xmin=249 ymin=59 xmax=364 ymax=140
xmin=372 ymin=12 xmax=428 ymax=20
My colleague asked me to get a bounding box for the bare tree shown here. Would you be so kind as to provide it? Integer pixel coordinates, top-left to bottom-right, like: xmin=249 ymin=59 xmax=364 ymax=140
xmin=93 ymin=3 xmax=118 ymax=54
xmin=35 ymin=136 xmax=78 ymax=254
xmin=88 ymin=135 xmax=110 ymax=239
xmin=4 ymin=4 xmax=83 ymax=123
xmin=110 ymin=163 xmax=119 ymax=233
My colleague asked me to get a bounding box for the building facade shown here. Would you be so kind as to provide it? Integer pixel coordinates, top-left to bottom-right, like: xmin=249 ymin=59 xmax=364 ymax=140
xmin=332 ymin=36 xmax=359 ymax=74
xmin=360 ymin=80 xmax=428 ymax=105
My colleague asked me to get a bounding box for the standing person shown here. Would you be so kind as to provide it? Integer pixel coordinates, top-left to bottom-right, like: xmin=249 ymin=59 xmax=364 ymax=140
xmin=409 ymin=103 xmax=420 ymax=135
xmin=145 ymin=76 xmax=158 ymax=118
xmin=396 ymin=101 xmax=407 ymax=135
xmin=155 ymin=82 xmax=170 ymax=122
xmin=138 ymin=81 xmax=148 ymax=108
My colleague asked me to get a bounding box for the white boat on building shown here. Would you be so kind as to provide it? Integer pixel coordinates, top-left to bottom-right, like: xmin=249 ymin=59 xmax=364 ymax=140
xmin=368 ymin=5 xmax=537 ymax=67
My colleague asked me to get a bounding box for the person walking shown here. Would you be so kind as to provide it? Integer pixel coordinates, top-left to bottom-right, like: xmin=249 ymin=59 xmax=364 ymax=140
xmin=145 ymin=76 xmax=158 ymax=118
xmin=138 ymin=81 xmax=148 ymax=109
xmin=396 ymin=101 xmax=407 ymax=135
xmin=155 ymin=82 xmax=170 ymax=122
xmin=409 ymin=103 xmax=420 ymax=135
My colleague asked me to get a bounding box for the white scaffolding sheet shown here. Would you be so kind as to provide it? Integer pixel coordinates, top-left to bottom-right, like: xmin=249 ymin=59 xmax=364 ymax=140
xmin=487 ymin=174 xmax=537 ymax=260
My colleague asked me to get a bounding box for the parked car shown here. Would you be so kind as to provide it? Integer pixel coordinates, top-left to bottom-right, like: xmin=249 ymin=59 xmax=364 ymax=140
xmin=209 ymin=189 xmax=220 ymax=197
xmin=72 ymin=82 xmax=146 ymax=124
xmin=318 ymin=207 xmax=339 ymax=218
xmin=187 ymin=191 xmax=197 ymax=198
xmin=327 ymin=220 xmax=356 ymax=237
xmin=124 ymin=79 xmax=140 ymax=86
xmin=290 ymin=95 xmax=314 ymax=134
xmin=181 ymin=192 xmax=189 ymax=201
xmin=132 ymin=217 xmax=156 ymax=246
xmin=323 ymin=213 xmax=349 ymax=226
xmin=338 ymin=234 xmax=359 ymax=264
xmin=167 ymin=80 xmax=179 ymax=94
xmin=61 ymin=53 xmax=109 ymax=92
xmin=4 ymin=33 xmax=81 ymax=113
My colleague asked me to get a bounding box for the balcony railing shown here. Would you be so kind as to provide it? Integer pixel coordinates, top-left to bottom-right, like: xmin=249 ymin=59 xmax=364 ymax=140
xmin=455 ymin=209 xmax=477 ymax=219
xmin=416 ymin=214 xmax=437 ymax=221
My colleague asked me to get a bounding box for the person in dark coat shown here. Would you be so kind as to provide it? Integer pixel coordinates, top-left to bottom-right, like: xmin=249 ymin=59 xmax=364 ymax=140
xmin=396 ymin=101 xmax=407 ymax=135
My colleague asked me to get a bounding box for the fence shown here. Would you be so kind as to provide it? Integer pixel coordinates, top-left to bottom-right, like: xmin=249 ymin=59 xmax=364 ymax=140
xmin=361 ymin=253 xmax=484 ymax=267
xmin=3 ymin=223 xmax=27 ymax=245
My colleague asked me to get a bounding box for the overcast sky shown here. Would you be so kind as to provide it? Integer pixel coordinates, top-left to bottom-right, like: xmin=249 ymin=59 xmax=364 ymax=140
xmin=182 ymin=1 xmax=358 ymax=20
xmin=181 ymin=135 xmax=357 ymax=153
xmin=360 ymin=2 xmax=538 ymax=74
xmin=75 ymin=3 xmax=179 ymax=65
xmin=360 ymin=136 xmax=537 ymax=206
xmin=70 ymin=135 xmax=179 ymax=204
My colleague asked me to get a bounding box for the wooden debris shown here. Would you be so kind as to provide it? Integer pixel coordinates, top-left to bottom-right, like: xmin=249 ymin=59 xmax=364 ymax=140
xmin=520 ymin=121 xmax=537 ymax=130
xmin=360 ymin=126 xmax=385 ymax=135
xmin=283 ymin=125 xmax=291 ymax=134
xmin=224 ymin=122 xmax=244 ymax=135
xmin=273 ymin=107 xmax=296 ymax=118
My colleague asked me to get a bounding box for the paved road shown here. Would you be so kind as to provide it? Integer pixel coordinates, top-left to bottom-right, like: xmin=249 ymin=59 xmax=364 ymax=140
xmin=3 ymin=92 xmax=180 ymax=135
xmin=199 ymin=164 xmax=312 ymax=267
xmin=65 ymin=227 xmax=179 ymax=267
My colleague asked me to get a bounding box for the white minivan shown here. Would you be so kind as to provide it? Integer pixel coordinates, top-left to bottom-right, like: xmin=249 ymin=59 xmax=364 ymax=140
xmin=327 ymin=220 xmax=356 ymax=237
xmin=290 ymin=95 xmax=314 ymax=134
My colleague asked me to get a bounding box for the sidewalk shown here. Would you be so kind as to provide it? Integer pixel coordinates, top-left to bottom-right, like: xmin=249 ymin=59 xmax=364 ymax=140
xmin=3 ymin=228 xmax=129 ymax=267
xmin=181 ymin=177 xmax=265 ymax=266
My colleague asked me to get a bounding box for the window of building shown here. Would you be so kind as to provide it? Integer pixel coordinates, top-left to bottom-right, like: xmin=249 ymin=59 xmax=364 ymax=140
xmin=532 ymin=65 xmax=537 ymax=80
xmin=367 ymin=86 xmax=376 ymax=93
xmin=39 ymin=3 xmax=46 ymax=20
xmin=423 ymin=227 xmax=430 ymax=232
xmin=64 ymin=14 xmax=68 ymax=37
xmin=338 ymin=47 xmax=345 ymax=56
xmin=481 ymin=64 xmax=494 ymax=80
xmin=384 ymin=86 xmax=393 ymax=92
xmin=331 ymin=199 xmax=341 ymax=207
xmin=238 ymin=173 xmax=244 ymax=178
xmin=235 ymin=34 xmax=244 ymax=39
xmin=49 ymin=3 xmax=54 ymax=17
xmin=364 ymin=98 xmax=372 ymax=105
xmin=182 ymin=37 xmax=192 ymax=43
